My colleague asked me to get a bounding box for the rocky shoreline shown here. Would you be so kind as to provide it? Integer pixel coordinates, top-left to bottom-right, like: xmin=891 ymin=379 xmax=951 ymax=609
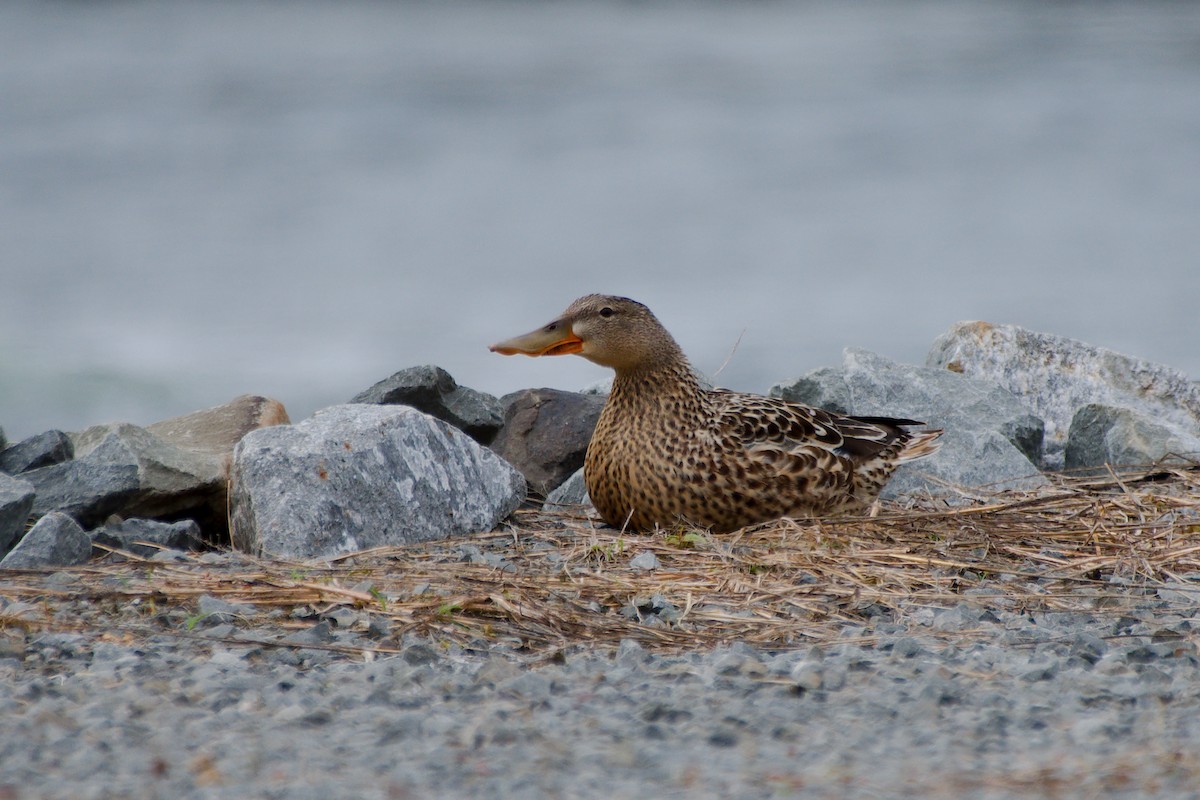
xmin=2 ymin=320 xmax=1200 ymax=799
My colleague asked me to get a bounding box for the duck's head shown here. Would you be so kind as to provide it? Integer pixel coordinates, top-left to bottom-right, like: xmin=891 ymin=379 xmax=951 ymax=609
xmin=489 ymin=294 xmax=682 ymax=372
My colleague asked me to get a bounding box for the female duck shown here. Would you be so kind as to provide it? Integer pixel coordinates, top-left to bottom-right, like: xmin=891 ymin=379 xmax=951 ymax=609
xmin=491 ymin=294 xmax=942 ymax=532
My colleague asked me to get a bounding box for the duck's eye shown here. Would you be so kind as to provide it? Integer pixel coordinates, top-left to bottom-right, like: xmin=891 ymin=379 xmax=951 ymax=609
xmin=599 ymin=307 xmax=615 ymax=318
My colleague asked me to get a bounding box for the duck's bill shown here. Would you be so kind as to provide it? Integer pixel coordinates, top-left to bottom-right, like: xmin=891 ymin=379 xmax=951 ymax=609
xmin=489 ymin=325 xmax=583 ymax=357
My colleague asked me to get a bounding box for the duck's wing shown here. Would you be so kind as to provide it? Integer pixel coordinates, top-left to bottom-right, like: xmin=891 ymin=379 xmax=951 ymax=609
xmin=709 ymin=390 xmax=924 ymax=467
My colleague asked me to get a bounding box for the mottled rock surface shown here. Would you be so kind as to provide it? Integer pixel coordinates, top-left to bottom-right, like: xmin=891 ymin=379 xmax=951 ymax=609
xmin=0 ymin=429 xmax=73 ymax=474
xmin=491 ymin=388 xmax=605 ymax=498
xmin=0 ymin=473 xmax=36 ymax=554
xmin=771 ymin=348 xmax=1048 ymax=499
xmin=1 ymin=511 xmax=90 ymax=568
xmin=1066 ymin=404 xmax=1200 ymax=473
xmin=230 ymin=404 xmax=525 ymax=559
xmin=350 ymin=365 xmax=504 ymax=444
xmin=929 ymin=322 xmax=1200 ymax=469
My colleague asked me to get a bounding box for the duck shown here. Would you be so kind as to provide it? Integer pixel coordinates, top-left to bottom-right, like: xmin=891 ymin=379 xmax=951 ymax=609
xmin=490 ymin=294 xmax=943 ymax=533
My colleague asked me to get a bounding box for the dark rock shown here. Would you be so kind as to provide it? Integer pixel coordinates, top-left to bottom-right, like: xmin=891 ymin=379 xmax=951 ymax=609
xmin=91 ymin=517 xmax=205 ymax=556
xmin=26 ymin=423 xmax=216 ymax=529
xmin=490 ymin=388 xmax=605 ymax=498
xmin=0 ymin=474 xmax=36 ymax=554
xmin=0 ymin=430 xmax=73 ymax=474
xmin=1065 ymin=404 xmax=1200 ymax=473
xmin=1 ymin=512 xmax=91 ymax=569
xmin=229 ymin=404 xmax=525 ymax=559
xmin=770 ymin=348 xmax=1049 ymax=500
xmin=928 ymin=321 xmax=1200 ymax=469
xmin=350 ymin=365 xmax=503 ymax=445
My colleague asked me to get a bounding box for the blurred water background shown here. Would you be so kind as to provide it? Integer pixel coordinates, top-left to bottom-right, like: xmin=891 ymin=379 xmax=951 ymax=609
xmin=2 ymin=1 xmax=1198 ymax=440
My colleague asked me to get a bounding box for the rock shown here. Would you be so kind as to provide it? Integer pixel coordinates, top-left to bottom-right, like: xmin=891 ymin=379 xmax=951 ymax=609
xmin=147 ymin=395 xmax=289 ymax=460
xmin=490 ymin=388 xmax=605 ymax=498
xmin=229 ymin=404 xmax=525 ymax=559
xmin=770 ymin=348 xmax=1049 ymax=500
xmin=1065 ymin=404 xmax=1200 ymax=473
xmin=0 ymin=474 xmax=36 ymax=554
xmin=928 ymin=321 xmax=1200 ymax=469
xmin=629 ymin=551 xmax=660 ymax=571
xmin=350 ymin=366 xmax=503 ymax=445
xmin=0 ymin=430 xmax=73 ymax=474
xmin=25 ymin=423 xmax=218 ymax=529
xmin=91 ymin=517 xmax=205 ymax=556
xmin=0 ymin=512 xmax=90 ymax=569
xmin=544 ymin=467 xmax=593 ymax=510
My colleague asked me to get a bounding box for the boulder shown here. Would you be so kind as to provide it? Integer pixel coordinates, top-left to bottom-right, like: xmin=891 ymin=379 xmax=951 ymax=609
xmin=1 ymin=512 xmax=91 ymax=569
xmin=229 ymin=404 xmax=525 ymax=559
xmin=490 ymin=388 xmax=606 ymax=498
xmin=928 ymin=322 xmax=1200 ymax=469
xmin=91 ymin=517 xmax=206 ymax=556
xmin=22 ymin=429 xmax=144 ymax=529
xmin=0 ymin=473 xmax=36 ymax=554
xmin=770 ymin=348 xmax=1049 ymax=500
xmin=147 ymin=394 xmax=289 ymax=460
xmin=350 ymin=366 xmax=503 ymax=445
xmin=0 ymin=430 xmax=73 ymax=474
xmin=1065 ymin=404 xmax=1200 ymax=474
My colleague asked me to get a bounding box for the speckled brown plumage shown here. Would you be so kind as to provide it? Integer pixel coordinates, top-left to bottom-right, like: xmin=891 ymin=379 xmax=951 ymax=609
xmin=492 ymin=295 xmax=943 ymax=532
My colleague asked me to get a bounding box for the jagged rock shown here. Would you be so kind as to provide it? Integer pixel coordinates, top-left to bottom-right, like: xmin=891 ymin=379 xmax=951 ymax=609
xmin=229 ymin=404 xmax=525 ymax=559
xmin=18 ymin=398 xmax=288 ymax=537
xmin=928 ymin=322 xmax=1200 ymax=469
xmin=350 ymin=366 xmax=503 ymax=445
xmin=0 ymin=430 xmax=74 ymax=474
xmin=1 ymin=512 xmax=90 ymax=569
xmin=1065 ymin=404 xmax=1200 ymax=473
xmin=770 ymin=348 xmax=1049 ymax=500
xmin=544 ymin=467 xmax=593 ymax=511
xmin=91 ymin=517 xmax=206 ymax=556
xmin=26 ymin=423 xmax=223 ymax=529
xmin=0 ymin=427 xmax=6 ymax=450
xmin=490 ymin=389 xmax=606 ymax=498
xmin=147 ymin=395 xmax=289 ymax=460
xmin=0 ymin=474 xmax=36 ymax=554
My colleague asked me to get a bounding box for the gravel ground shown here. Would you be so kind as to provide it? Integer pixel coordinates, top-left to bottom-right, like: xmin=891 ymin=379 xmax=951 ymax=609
xmin=3 ymin=557 xmax=1200 ymax=800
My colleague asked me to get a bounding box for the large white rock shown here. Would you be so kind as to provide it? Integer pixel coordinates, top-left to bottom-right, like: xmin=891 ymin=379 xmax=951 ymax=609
xmin=928 ymin=322 xmax=1200 ymax=469
xmin=229 ymin=404 xmax=526 ymax=559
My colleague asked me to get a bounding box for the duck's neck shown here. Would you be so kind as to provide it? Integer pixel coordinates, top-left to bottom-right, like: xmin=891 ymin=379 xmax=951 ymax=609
xmin=609 ymin=355 xmax=707 ymax=411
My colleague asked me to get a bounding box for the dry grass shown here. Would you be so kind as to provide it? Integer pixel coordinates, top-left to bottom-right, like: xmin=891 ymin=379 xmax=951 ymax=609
xmin=2 ymin=465 xmax=1199 ymax=656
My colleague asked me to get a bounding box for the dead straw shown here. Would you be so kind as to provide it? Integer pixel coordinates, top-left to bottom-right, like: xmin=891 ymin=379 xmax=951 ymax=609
xmin=2 ymin=466 xmax=1198 ymax=655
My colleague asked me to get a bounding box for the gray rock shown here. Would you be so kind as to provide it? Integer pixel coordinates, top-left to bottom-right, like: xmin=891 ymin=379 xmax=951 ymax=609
xmin=0 ymin=473 xmax=36 ymax=554
xmin=543 ymin=467 xmax=593 ymax=510
xmin=26 ymin=423 xmax=222 ymax=529
xmin=350 ymin=365 xmax=503 ymax=445
xmin=928 ymin=321 xmax=1200 ymax=469
xmin=196 ymin=594 xmax=257 ymax=625
xmin=1065 ymin=404 xmax=1200 ymax=473
xmin=629 ymin=551 xmax=660 ymax=571
xmin=91 ymin=517 xmax=205 ymax=556
xmin=0 ymin=430 xmax=74 ymax=474
xmin=1 ymin=512 xmax=90 ymax=569
xmin=770 ymin=348 xmax=1049 ymax=500
xmin=229 ymin=404 xmax=525 ymax=559
xmin=490 ymin=388 xmax=605 ymax=497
